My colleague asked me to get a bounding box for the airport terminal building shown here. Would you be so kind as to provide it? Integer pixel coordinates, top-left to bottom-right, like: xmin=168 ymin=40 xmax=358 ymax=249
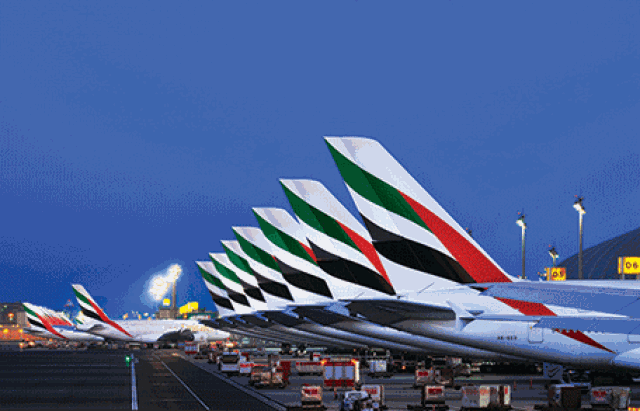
xmin=559 ymin=227 xmax=640 ymax=280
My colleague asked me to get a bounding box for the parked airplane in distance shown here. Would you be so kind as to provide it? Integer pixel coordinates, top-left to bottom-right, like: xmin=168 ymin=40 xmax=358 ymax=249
xmin=23 ymin=302 xmax=104 ymax=342
xmin=71 ymin=284 xmax=229 ymax=343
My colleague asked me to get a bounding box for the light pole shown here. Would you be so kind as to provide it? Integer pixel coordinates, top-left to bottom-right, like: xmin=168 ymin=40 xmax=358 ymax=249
xmin=516 ymin=214 xmax=526 ymax=280
xmin=573 ymin=197 xmax=586 ymax=280
xmin=548 ymin=246 xmax=559 ymax=267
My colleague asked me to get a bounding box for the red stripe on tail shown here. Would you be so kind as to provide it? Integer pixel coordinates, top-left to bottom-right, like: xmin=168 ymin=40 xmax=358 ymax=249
xmin=337 ymin=221 xmax=393 ymax=288
xmin=400 ymin=190 xmax=510 ymax=283
xmin=88 ymin=299 xmax=133 ymax=338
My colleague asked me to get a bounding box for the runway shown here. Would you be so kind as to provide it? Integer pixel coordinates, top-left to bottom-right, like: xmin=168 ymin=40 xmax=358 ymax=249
xmin=0 ymin=349 xmax=282 ymax=410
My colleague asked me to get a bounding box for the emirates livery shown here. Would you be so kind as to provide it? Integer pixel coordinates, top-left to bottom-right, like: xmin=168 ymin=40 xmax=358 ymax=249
xmin=324 ymin=136 xmax=640 ymax=374
xmin=72 ymin=284 xmax=228 ymax=343
xmin=23 ymin=302 xmax=103 ymax=342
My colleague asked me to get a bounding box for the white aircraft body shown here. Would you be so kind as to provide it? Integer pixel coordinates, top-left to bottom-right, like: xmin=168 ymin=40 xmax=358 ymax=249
xmin=323 ymin=136 xmax=640 ymax=373
xmin=71 ymin=284 xmax=229 ymax=343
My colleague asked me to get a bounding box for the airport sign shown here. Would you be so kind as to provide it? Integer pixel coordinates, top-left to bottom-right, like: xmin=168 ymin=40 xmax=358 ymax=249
xmin=618 ymin=257 xmax=640 ymax=275
xmin=545 ymin=267 xmax=566 ymax=281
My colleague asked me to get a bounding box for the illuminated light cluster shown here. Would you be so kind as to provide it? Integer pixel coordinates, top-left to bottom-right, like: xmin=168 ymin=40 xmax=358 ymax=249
xmin=149 ymin=264 xmax=183 ymax=301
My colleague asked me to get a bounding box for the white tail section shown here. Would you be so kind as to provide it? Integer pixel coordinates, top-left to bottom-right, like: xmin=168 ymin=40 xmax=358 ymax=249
xmin=325 ymin=137 xmax=515 ymax=284
xmin=232 ymin=226 xmax=328 ymax=305
xmin=253 ymin=207 xmax=369 ymax=300
xmin=196 ymin=261 xmax=237 ymax=318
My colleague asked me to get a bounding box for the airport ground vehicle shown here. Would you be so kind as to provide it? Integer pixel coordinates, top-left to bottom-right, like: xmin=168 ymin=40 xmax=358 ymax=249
xmin=219 ymin=351 xmax=242 ymax=376
xmin=254 ymin=369 xmax=287 ymax=389
xmin=340 ymin=390 xmax=371 ymax=411
xmin=249 ymin=364 xmax=268 ymax=386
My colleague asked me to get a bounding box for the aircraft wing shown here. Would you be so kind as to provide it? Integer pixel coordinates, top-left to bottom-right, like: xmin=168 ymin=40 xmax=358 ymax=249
xmin=475 ymin=282 xmax=640 ymax=316
xmin=345 ymin=299 xmax=455 ymax=325
xmin=293 ymin=305 xmax=350 ymax=326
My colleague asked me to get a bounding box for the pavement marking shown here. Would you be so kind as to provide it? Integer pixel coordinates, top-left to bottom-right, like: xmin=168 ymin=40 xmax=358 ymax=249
xmin=131 ymin=353 xmax=138 ymax=411
xmin=160 ymin=359 xmax=210 ymax=411
xmin=187 ymin=358 xmax=287 ymax=411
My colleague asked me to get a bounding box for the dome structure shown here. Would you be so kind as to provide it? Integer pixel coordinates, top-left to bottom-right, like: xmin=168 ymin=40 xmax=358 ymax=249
xmin=558 ymin=227 xmax=640 ymax=280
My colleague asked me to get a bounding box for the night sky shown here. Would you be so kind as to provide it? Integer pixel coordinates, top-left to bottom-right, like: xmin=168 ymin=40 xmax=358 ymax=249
xmin=1 ymin=2 xmax=639 ymax=317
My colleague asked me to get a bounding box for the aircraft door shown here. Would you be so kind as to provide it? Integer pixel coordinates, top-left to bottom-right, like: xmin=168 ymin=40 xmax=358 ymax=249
xmin=528 ymin=323 xmax=543 ymax=343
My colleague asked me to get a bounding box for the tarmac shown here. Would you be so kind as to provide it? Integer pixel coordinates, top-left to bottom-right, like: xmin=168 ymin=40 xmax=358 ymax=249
xmin=0 ymin=348 xmax=282 ymax=410
xmin=2 ymin=347 xmax=640 ymax=410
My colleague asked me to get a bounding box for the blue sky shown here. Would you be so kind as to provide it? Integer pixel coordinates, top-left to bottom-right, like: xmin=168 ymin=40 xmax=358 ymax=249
xmin=1 ymin=2 xmax=639 ymax=316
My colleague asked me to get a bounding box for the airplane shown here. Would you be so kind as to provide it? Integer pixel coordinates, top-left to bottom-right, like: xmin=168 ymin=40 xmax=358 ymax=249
xmin=196 ymin=259 xmax=358 ymax=349
xmin=23 ymin=302 xmax=104 ymax=342
xmin=71 ymin=284 xmax=228 ymax=343
xmin=216 ymin=206 xmax=525 ymax=360
xmin=204 ymin=251 xmax=367 ymax=349
xmin=278 ymin=178 xmax=529 ymax=361
xmin=322 ymin=136 xmax=640 ymax=375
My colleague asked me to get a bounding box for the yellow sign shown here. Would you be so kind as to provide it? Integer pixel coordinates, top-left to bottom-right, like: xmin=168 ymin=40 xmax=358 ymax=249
xmin=618 ymin=257 xmax=640 ymax=275
xmin=162 ymin=298 xmax=171 ymax=307
xmin=546 ymin=267 xmax=566 ymax=281
xmin=179 ymin=302 xmax=199 ymax=315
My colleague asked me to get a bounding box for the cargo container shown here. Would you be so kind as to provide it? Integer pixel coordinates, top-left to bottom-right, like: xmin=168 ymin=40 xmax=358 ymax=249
xmin=461 ymin=385 xmax=491 ymax=409
xmin=301 ymin=385 xmax=324 ymax=409
xmin=548 ymin=384 xmax=581 ymax=409
xmin=239 ymin=361 xmax=253 ymax=376
xmin=368 ymin=360 xmax=393 ymax=378
xmin=590 ymin=386 xmax=631 ymax=410
xmin=323 ymin=360 xmax=360 ymax=389
xmin=361 ymin=385 xmax=386 ymax=410
xmin=414 ymin=368 xmax=434 ymax=388
xmin=184 ymin=343 xmax=198 ymax=355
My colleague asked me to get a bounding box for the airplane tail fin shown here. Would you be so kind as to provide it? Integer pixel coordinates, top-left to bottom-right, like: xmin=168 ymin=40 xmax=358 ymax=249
xmin=233 ymin=226 xmax=320 ymax=305
xmin=71 ymin=284 xmax=133 ymax=337
xmin=221 ymin=240 xmax=268 ymax=304
xmin=280 ymin=178 xmax=396 ymax=296
xmin=72 ymin=284 xmax=112 ymax=323
xmin=208 ymin=253 xmax=261 ymax=315
xmin=325 ymin=137 xmax=515 ymax=284
xmin=253 ymin=207 xmax=351 ymax=300
xmin=23 ymin=303 xmax=46 ymax=331
xmin=23 ymin=303 xmax=67 ymax=339
xmin=196 ymin=261 xmax=237 ymax=318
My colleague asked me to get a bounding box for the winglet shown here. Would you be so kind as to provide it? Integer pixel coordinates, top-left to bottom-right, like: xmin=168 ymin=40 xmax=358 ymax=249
xmin=447 ymin=300 xmax=475 ymax=330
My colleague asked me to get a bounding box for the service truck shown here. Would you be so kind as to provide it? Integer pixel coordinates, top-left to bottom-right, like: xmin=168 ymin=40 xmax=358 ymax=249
xmin=219 ymin=351 xmax=242 ymax=376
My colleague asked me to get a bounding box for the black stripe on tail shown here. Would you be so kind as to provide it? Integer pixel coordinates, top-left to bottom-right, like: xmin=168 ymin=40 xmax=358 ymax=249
xmin=252 ymin=272 xmax=294 ymax=301
xmin=227 ymin=290 xmax=251 ymax=307
xmin=275 ymin=257 xmax=333 ymax=299
xmin=361 ymin=214 xmax=475 ymax=284
xmin=309 ymin=240 xmax=395 ymax=295
xmin=209 ymin=291 xmax=234 ymax=310
xmin=81 ymin=308 xmax=103 ymax=322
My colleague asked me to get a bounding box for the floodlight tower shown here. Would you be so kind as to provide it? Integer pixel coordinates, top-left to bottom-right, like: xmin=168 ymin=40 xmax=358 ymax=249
xmin=516 ymin=214 xmax=527 ymax=280
xmin=573 ymin=197 xmax=586 ymax=280
xmin=548 ymin=246 xmax=559 ymax=267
